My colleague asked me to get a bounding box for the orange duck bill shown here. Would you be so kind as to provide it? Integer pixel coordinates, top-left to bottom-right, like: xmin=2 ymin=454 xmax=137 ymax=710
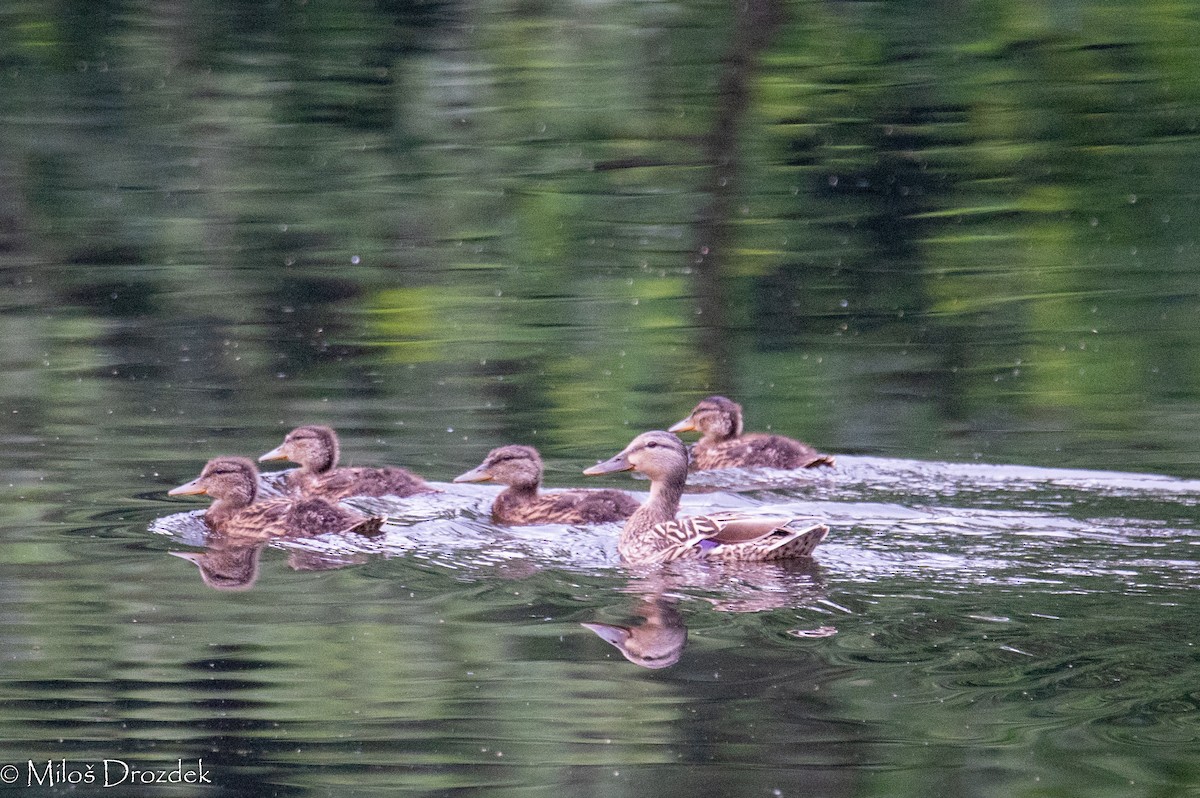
xmin=452 ymin=464 xmax=494 ymax=483
xmin=168 ymin=475 xmax=208 ymax=496
xmin=666 ymin=416 xmax=697 ymax=433
xmin=257 ymin=443 xmax=289 ymax=462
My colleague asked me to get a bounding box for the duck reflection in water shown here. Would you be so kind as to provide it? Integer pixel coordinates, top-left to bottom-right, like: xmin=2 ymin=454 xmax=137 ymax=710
xmin=170 ymin=537 xmax=266 ymax=591
xmin=583 ymin=593 xmax=688 ymax=670
xmin=170 ymin=537 xmax=374 ymax=591
xmin=166 ymin=455 xmax=385 ymax=590
xmin=583 ymin=561 xmax=833 ymax=670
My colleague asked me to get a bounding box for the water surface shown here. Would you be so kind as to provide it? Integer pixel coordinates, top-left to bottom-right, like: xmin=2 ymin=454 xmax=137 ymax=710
xmin=2 ymin=0 xmax=1200 ymax=795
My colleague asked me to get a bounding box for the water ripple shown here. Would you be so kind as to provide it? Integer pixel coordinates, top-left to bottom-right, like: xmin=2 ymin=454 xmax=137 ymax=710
xmin=148 ymin=456 xmax=1200 ymax=598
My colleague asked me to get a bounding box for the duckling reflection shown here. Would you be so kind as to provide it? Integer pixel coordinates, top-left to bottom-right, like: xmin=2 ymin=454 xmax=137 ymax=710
xmin=582 ymin=593 xmax=687 ymax=670
xmin=168 ymin=524 xmax=384 ymax=590
xmin=170 ymin=536 xmax=265 ymax=591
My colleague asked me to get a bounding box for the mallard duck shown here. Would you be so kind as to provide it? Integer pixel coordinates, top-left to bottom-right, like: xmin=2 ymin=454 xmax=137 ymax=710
xmin=669 ymin=395 xmax=834 ymax=470
xmin=583 ymin=431 xmax=828 ymax=564
xmin=258 ymin=425 xmax=430 ymax=501
xmin=169 ymin=456 xmax=383 ymax=538
xmin=454 ymin=444 xmax=640 ymax=525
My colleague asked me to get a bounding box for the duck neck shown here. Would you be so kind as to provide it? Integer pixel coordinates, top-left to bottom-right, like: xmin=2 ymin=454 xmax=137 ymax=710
xmin=626 ymin=469 xmax=683 ymax=533
xmin=702 ymin=412 xmax=741 ymax=445
xmin=204 ymin=482 xmax=256 ymax=528
xmin=205 ymin=497 xmax=242 ymax=527
xmin=699 ymin=431 xmax=730 ymax=446
xmin=701 ymin=424 xmax=736 ymax=445
xmin=309 ymin=448 xmax=337 ymax=476
xmin=496 ymin=483 xmax=539 ymax=508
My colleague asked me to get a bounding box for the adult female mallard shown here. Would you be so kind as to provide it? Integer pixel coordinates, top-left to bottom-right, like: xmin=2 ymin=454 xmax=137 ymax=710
xmin=169 ymin=456 xmax=383 ymax=538
xmin=259 ymin=425 xmax=430 ymax=501
xmin=454 ymin=444 xmax=639 ymax=525
xmin=669 ymin=395 xmax=834 ymax=470
xmin=583 ymin=431 xmax=828 ymax=564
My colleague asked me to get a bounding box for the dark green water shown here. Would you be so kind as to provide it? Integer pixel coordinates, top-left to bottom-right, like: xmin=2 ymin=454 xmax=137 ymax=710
xmin=2 ymin=0 xmax=1200 ymax=795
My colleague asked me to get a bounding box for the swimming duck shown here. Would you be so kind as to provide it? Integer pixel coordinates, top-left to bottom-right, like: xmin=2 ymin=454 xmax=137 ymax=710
xmin=583 ymin=431 xmax=828 ymax=564
xmin=669 ymin=395 xmax=834 ymax=470
xmin=454 ymin=444 xmax=639 ymax=525
xmin=169 ymin=456 xmax=383 ymax=538
xmin=258 ymin=425 xmax=430 ymax=501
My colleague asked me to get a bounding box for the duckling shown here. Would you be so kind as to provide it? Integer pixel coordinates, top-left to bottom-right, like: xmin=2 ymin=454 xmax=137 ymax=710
xmin=454 ymin=444 xmax=639 ymax=525
xmin=583 ymin=431 xmax=828 ymax=564
xmin=259 ymin=425 xmax=430 ymax=501
xmin=669 ymin=395 xmax=834 ymax=470
xmin=168 ymin=456 xmax=383 ymax=538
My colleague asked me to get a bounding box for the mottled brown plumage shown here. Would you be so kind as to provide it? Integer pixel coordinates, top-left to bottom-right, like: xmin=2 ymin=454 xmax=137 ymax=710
xmin=454 ymin=444 xmax=639 ymax=525
xmin=583 ymin=431 xmax=828 ymax=565
xmin=259 ymin=425 xmax=430 ymax=500
xmin=669 ymin=395 xmax=834 ymax=470
xmin=169 ymin=456 xmax=383 ymax=538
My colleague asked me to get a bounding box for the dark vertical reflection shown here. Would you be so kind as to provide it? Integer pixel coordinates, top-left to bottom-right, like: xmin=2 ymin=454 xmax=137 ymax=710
xmin=692 ymin=0 xmax=787 ymax=391
xmin=0 ymin=155 xmax=32 ymax=268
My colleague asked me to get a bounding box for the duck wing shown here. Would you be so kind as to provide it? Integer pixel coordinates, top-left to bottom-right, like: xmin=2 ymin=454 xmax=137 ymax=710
xmin=643 ymin=514 xmax=828 ymax=562
xmin=545 ymin=488 xmax=640 ymax=524
xmin=312 ymin=466 xmax=429 ymax=500
xmin=695 ymin=435 xmax=833 ymax=470
xmin=700 ymin=512 xmax=806 ymax=543
xmin=287 ymin=498 xmax=382 ymax=536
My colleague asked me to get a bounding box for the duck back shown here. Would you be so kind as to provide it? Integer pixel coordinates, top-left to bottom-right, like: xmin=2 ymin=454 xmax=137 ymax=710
xmin=692 ymin=433 xmax=834 ymax=470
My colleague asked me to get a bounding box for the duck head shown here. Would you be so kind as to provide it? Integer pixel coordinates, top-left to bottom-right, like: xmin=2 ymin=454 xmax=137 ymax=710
xmin=583 ymin=430 xmax=688 ymax=482
xmin=259 ymin=425 xmax=340 ymax=474
xmin=454 ymin=445 xmax=543 ymax=490
xmin=668 ymin=395 xmax=743 ymax=439
xmin=169 ymin=456 xmax=260 ymax=508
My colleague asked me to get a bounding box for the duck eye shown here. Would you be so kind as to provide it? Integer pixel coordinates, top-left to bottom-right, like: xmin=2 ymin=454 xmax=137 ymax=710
xmin=646 ymin=441 xmax=659 ymax=448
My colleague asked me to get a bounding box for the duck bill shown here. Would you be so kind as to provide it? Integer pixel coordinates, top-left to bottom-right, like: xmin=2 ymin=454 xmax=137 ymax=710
xmin=169 ymin=551 xmax=205 ymax=565
xmin=257 ymin=443 xmax=289 ymax=463
xmin=667 ymin=417 xmax=696 ymax=433
xmin=452 ymin=465 xmax=493 ymax=483
xmin=168 ymin=475 xmax=208 ymax=496
xmin=581 ymin=622 xmax=632 ymax=647
xmin=583 ymin=451 xmax=633 ymax=476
